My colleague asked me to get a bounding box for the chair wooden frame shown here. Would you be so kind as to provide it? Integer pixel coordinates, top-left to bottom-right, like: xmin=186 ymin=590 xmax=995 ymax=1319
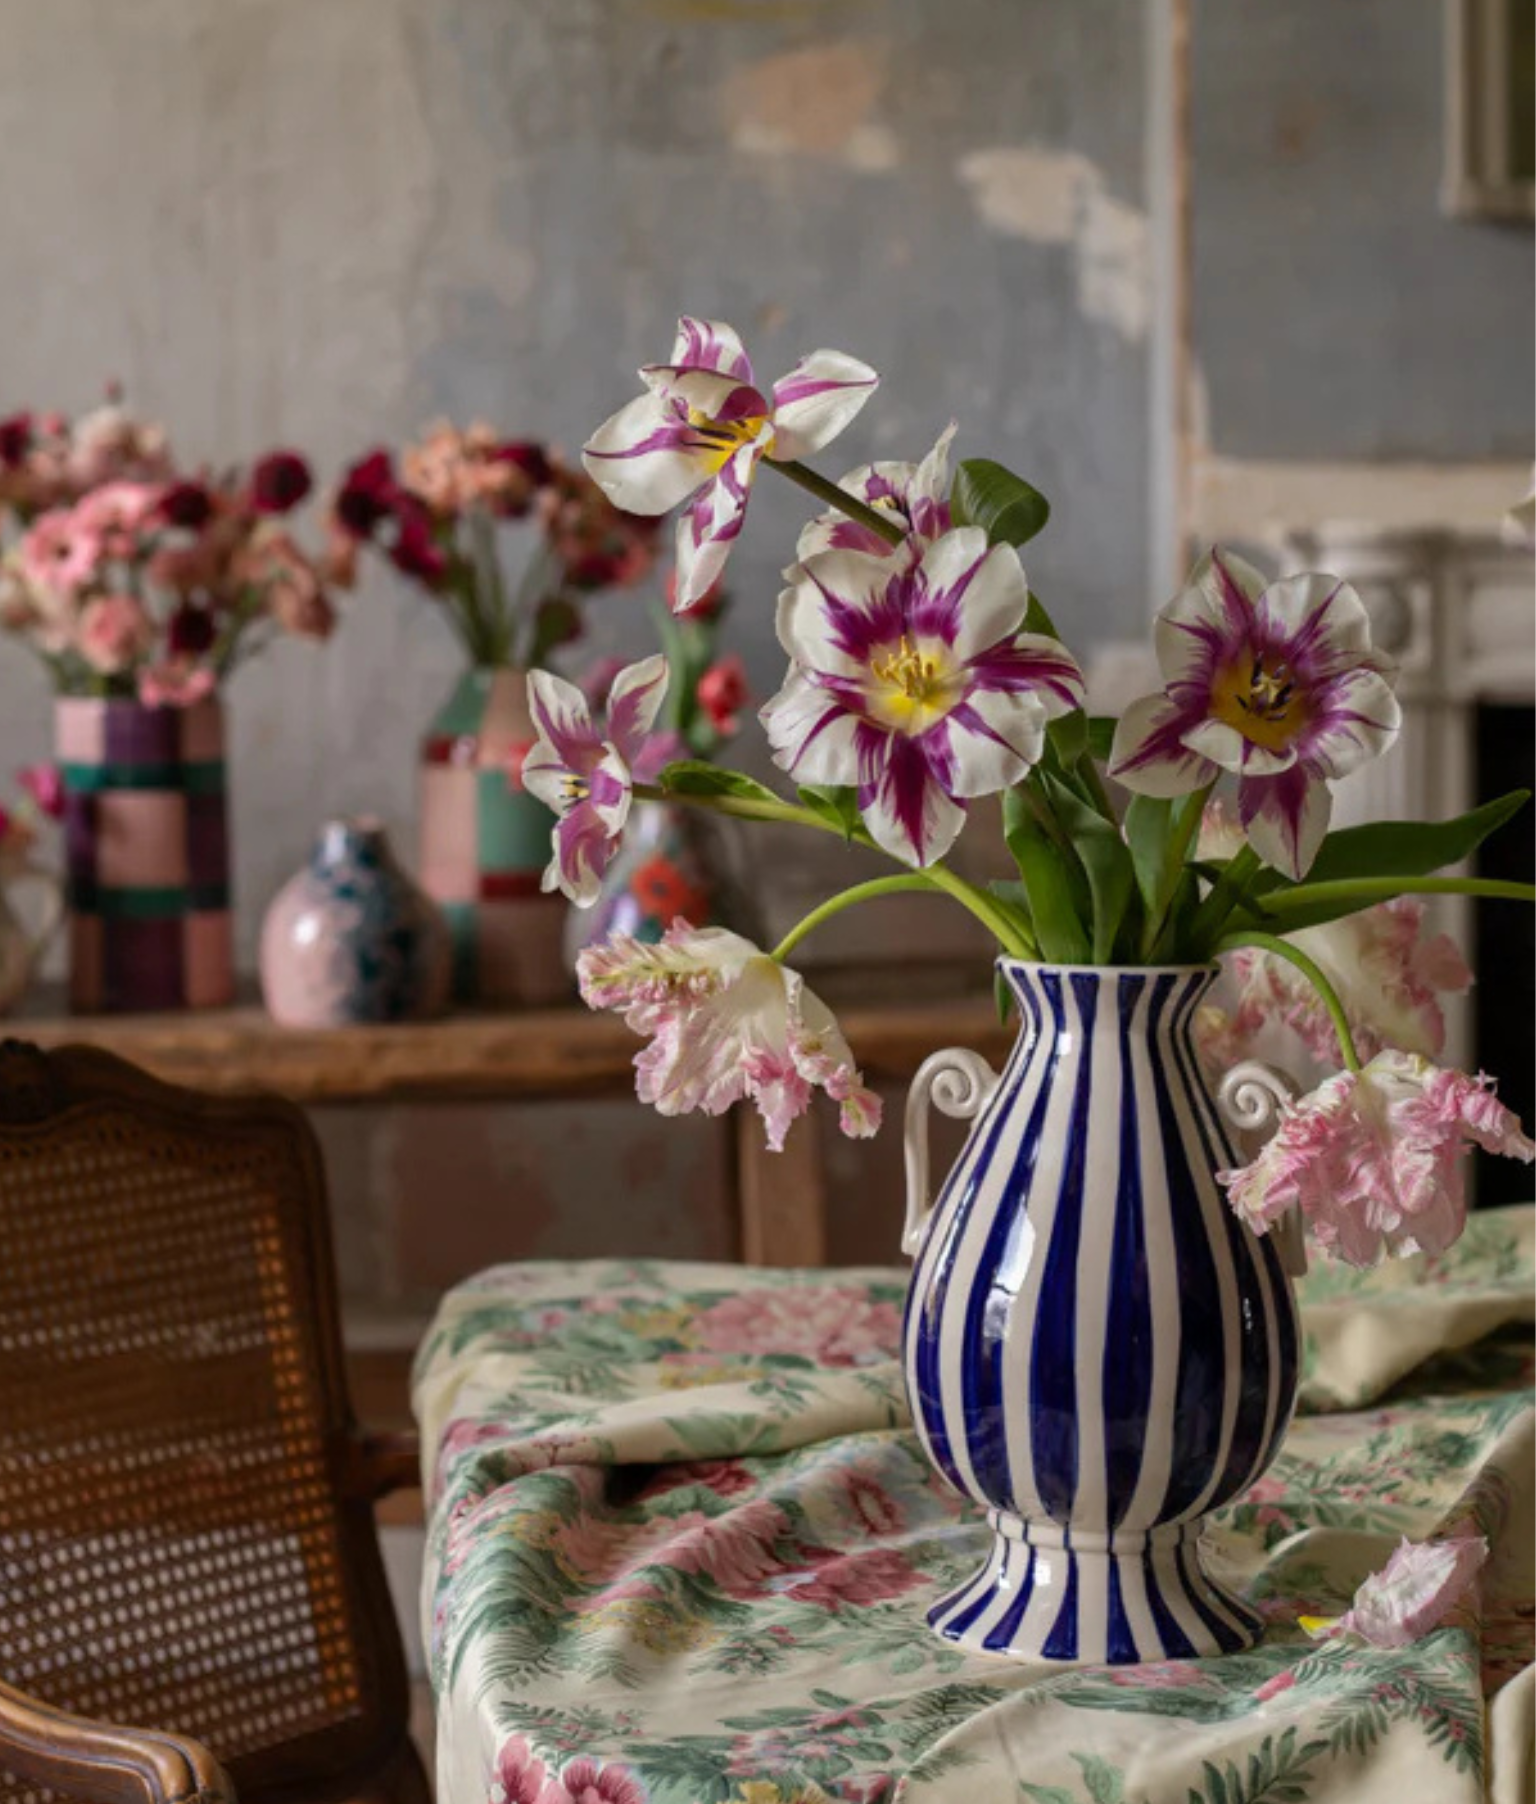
xmin=0 ymin=1041 xmax=429 ymax=1804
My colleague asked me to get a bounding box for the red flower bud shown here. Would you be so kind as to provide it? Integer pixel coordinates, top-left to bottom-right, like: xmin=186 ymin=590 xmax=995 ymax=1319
xmin=334 ymin=449 xmax=398 ymax=537
xmin=0 ymin=412 xmax=32 ymax=469
xmin=167 ymin=603 xmax=218 ymax=656
xmin=390 ymin=504 xmax=449 ymax=588
xmin=251 ymin=450 xmax=313 ymax=515
xmin=157 ymin=480 xmax=214 ymax=530
xmin=697 ymin=654 xmax=748 ymax=733
xmin=490 ymin=440 xmax=552 ymax=487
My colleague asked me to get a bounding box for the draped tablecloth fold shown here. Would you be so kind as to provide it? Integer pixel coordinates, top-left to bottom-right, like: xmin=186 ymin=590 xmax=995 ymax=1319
xmin=415 ymin=1207 xmax=1535 ymax=1804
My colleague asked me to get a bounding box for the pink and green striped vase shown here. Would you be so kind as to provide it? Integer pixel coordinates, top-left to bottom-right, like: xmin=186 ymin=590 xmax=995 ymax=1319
xmin=56 ymin=695 xmax=235 ymax=1014
xmin=418 ymin=666 xmax=570 ymax=1007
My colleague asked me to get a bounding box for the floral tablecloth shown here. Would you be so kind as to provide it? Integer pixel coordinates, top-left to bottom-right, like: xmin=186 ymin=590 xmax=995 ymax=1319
xmin=414 ymin=1207 xmax=1535 ymax=1804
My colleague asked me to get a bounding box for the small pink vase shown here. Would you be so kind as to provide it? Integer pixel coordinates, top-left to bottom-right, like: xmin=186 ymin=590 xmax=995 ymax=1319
xmin=260 ymin=819 xmax=450 ymax=1027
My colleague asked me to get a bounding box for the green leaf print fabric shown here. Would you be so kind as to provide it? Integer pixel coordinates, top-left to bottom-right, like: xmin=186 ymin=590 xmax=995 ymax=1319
xmin=413 ymin=1208 xmax=1534 ymax=1804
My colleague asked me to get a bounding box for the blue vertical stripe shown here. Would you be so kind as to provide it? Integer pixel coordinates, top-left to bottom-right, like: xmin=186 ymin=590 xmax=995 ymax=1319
xmin=1147 ymin=974 xmax=1229 ymax=1522
xmin=1103 ymin=974 xmax=1152 ymax=1528
xmin=964 ymin=978 xmax=1053 ymax=1506
xmin=1041 ymin=1549 xmax=1080 ymax=1659
xmin=1028 ymin=972 xmax=1097 ymax=1518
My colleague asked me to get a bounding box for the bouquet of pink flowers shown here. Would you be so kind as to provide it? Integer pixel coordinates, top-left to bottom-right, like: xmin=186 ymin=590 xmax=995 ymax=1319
xmin=525 ymin=314 xmax=1535 ymax=1266
xmin=0 ymin=396 xmax=335 ymax=705
xmin=328 ymin=423 xmax=661 ymax=670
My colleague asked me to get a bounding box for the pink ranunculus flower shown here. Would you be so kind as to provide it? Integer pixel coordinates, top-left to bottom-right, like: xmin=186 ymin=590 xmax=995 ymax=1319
xmin=76 ymin=593 xmax=155 ymax=674
xmin=522 ymin=656 xmax=669 ymax=906
xmin=1220 ymin=1050 xmax=1535 ymax=1266
xmin=1318 ymin=1535 xmax=1489 ymax=1649
xmin=577 ymin=923 xmax=882 ymax=1151
xmin=795 ymin=420 xmax=957 ymax=563
xmin=17 ymin=508 xmax=104 ymax=598
xmin=138 ymin=661 xmax=216 ymax=709
xmin=556 ymin=1759 xmax=647 ymax=1804
xmin=1109 ymin=548 xmax=1402 ymax=878
xmin=582 ymin=316 xmax=877 ymax=608
xmin=72 ymin=480 xmax=164 ymax=559
xmin=694 ymin=1286 xmax=901 ymax=1366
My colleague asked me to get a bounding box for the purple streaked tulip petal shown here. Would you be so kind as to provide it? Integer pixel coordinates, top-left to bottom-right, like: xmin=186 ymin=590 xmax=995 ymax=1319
xmin=761 ymin=669 xmax=865 ymax=784
xmin=638 ymin=362 xmax=769 ymax=425
xmin=669 ymin=315 xmax=755 ymax=382
xmin=603 ymin=652 xmax=670 ymax=765
xmin=526 ymin=669 xmax=603 ymax=773
xmin=1108 ymin=692 xmax=1215 ymax=796
xmin=942 ymin=689 xmax=1052 ymax=796
xmin=774 ymin=549 xmax=903 ymax=676
xmin=858 ymin=732 xmax=967 ymax=867
xmin=1303 ymin=666 xmax=1403 ymax=779
xmin=1239 ymin=764 xmax=1331 ymax=882
xmin=768 ymin=349 xmax=879 ymax=460
xmin=582 ymin=393 xmax=721 ymax=515
xmin=674 ymin=438 xmax=763 ymax=609
xmin=967 ymin=634 xmax=1088 ymax=715
xmin=910 ymin=529 xmax=1030 ymax=659
xmin=1182 ymin=715 xmax=1297 ymax=776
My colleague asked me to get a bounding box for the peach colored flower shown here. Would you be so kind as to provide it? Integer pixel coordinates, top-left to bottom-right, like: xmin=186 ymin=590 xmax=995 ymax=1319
xmin=785 ymin=1546 xmax=922 ymax=1611
xmin=231 ymin=528 xmax=335 ymax=638
xmin=76 ymin=593 xmax=154 ymax=674
xmin=17 ymin=509 xmax=102 ymax=597
xmin=556 ymin=1759 xmax=647 ymax=1804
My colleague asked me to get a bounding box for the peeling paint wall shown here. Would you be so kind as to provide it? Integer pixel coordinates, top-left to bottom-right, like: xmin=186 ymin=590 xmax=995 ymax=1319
xmin=0 ymin=0 xmax=1151 ymax=979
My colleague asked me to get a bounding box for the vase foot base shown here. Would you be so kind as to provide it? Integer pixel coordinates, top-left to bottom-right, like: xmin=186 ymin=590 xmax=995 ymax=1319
xmin=929 ymin=1514 xmax=1263 ymax=1663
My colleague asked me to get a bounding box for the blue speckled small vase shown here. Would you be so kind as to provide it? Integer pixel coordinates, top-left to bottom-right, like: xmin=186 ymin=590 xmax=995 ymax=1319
xmin=260 ymin=819 xmax=451 ymax=1026
xmin=901 ymin=961 xmax=1300 ymax=1663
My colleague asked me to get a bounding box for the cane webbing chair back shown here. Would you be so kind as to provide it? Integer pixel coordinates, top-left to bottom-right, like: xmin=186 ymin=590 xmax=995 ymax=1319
xmin=0 ymin=1042 xmax=425 ymax=1804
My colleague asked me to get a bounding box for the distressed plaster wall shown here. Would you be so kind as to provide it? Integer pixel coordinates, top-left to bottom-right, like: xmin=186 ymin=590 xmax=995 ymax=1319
xmin=0 ymin=0 xmax=1151 ymax=974
xmin=0 ymin=0 xmax=1151 ymax=1288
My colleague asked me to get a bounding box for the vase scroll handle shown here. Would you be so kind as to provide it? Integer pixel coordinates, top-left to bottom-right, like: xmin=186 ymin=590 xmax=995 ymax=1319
xmin=1217 ymin=1059 xmax=1309 ymax=1279
xmin=902 ymin=1048 xmax=1001 ymax=1258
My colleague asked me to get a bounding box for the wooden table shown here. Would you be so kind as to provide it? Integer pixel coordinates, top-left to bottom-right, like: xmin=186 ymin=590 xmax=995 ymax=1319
xmin=10 ymin=979 xmax=1014 ymax=1268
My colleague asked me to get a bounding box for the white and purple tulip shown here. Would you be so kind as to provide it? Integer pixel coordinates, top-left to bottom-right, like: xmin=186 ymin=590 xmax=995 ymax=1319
xmin=1109 ymin=549 xmax=1402 ymax=879
xmin=581 ymin=317 xmax=878 ymax=609
xmin=795 ymin=421 xmax=957 ymax=563
xmin=522 ymin=655 xmax=669 ymax=906
xmin=762 ymin=526 xmax=1085 ymax=868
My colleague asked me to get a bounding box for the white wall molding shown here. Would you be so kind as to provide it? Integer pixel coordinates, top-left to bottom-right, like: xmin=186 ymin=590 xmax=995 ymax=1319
xmin=1190 ymin=456 xmax=1532 ymax=544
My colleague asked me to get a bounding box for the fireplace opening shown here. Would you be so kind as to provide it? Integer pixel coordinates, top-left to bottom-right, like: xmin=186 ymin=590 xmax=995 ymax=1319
xmin=1474 ymin=703 xmax=1536 ymax=1210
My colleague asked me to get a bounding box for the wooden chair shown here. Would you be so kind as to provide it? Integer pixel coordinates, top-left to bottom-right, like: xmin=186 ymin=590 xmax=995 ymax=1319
xmin=0 ymin=1041 xmax=429 ymax=1804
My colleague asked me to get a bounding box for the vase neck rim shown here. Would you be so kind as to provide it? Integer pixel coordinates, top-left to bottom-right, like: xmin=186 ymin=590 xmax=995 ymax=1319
xmin=995 ymin=958 xmax=1219 ymax=979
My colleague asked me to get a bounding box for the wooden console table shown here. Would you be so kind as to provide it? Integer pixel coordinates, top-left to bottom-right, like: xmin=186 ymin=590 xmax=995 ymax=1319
xmin=11 ymin=983 xmax=1012 ymax=1268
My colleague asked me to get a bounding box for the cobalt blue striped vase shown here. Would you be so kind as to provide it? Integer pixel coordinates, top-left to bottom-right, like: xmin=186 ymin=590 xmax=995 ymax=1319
xmin=901 ymin=961 xmax=1300 ymax=1663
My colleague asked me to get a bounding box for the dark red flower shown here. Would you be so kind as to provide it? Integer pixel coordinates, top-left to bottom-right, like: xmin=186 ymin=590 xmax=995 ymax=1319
xmin=390 ymin=503 xmax=448 ymax=587
xmin=0 ymin=412 xmax=32 ymax=468
xmin=490 ymin=439 xmax=552 ymax=488
xmin=565 ymin=550 xmax=624 ymax=589
xmin=334 ymin=449 xmax=398 ymax=537
xmin=250 ymin=449 xmax=313 ymax=515
xmin=167 ymin=604 xmax=218 ymax=656
xmin=157 ymin=480 xmax=214 ymax=529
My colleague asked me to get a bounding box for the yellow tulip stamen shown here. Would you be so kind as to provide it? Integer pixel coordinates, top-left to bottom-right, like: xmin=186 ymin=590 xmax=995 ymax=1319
xmin=1211 ymin=651 xmax=1307 ymax=753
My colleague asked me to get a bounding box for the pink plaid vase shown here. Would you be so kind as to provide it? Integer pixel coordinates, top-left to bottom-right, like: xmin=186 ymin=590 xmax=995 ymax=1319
xmin=418 ymin=666 xmax=569 ymax=1007
xmin=55 ymin=695 xmax=234 ymax=1014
